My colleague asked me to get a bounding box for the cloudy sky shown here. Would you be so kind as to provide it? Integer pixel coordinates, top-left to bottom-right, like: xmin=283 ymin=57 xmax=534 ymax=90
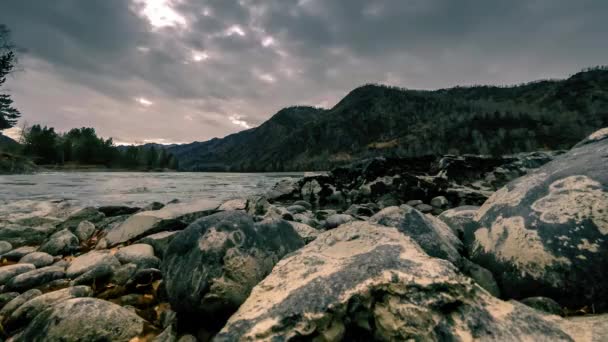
xmin=1 ymin=0 xmax=607 ymax=144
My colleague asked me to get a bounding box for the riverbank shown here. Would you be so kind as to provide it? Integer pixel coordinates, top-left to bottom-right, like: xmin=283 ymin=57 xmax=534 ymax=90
xmin=0 ymin=128 xmax=606 ymax=341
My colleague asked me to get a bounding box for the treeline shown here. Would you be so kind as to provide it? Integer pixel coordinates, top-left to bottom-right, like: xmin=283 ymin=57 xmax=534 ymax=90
xmin=20 ymin=125 xmax=178 ymax=170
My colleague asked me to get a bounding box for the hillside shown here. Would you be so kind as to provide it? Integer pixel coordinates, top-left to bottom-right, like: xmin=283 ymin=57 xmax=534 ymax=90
xmin=170 ymin=68 xmax=608 ymax=171
xmin=0 ymin=132 xmax=17 ymax=150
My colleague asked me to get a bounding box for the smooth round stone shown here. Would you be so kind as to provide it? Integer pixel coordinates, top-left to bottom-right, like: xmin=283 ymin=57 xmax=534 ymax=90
xmin=0 ymin=264 xmax=36 ymax=285
xmin=0 ymin=241 xmax=13 ymax=255
xmin=2 ymin=246 xmax=37 ymax=261
xmin=19 ymin=252 xmax=54 ymax=268
xmin=6 ymin=266 xmax=66 ymax=291
xmin=73 ymin=221 xmax=96 ymax=242
xmin=115 ymin=244 xmax=159 ymax=268
xmin=66 ymin=250 xmax=119 ymax=279
xmin=38 ymin=229 xmax=79 ymax=256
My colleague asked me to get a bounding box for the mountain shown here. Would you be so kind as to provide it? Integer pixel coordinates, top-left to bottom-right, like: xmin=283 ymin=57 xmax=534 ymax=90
xmin=170 ymin=67 xmax=608 ymax=171
xmin=0 ymin=132 xmax=18 ymax=150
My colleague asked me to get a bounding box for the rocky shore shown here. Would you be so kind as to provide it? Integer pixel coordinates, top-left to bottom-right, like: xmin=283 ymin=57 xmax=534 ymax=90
xmin=0 ymin=127 xmax=606 ymax=341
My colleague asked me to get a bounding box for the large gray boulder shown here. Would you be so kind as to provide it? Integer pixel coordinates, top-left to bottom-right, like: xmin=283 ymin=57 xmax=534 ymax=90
xmin=66 ymin=250 xmax=120 ymax=279
xmin=470 ymin=128 xmax=608 ymax=310
xmin=115 ymin=243 xmax=159 ymax=269
xmin=162 ymin=211 xmax=304 ymax=329
xmin=266 ymin=178 xmax=298 ymax=201
xmin=6 ymin=266 xmax=66 ymax=291
xmin=370 ymin=206 xmax=463 ymax=265
xmin=216 ymin=222 xmax=576 ymax=341
xmin=4 ymin=286 xmax=92 ymax=331
xmin=38 ymin=229 xmax=79 ymax=256
xmin=438 ymin=205 xmax=480 ymax=243
xmin=19 ymin=252 xmax=54 ymax=268
xmin=103 ymin=199 xmax=219 ymax=247
xmin=0 ymin=264 xmax=36 ymax=285
xmin=0 ymin=225 xmax=56 ymax=248
xmin=16 ymin=298 xmax=147 ymax=342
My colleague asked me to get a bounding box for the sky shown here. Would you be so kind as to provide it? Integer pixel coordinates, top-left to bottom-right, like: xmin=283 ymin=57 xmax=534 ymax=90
xmin=1 ymin=0 xmax=607 ymax=144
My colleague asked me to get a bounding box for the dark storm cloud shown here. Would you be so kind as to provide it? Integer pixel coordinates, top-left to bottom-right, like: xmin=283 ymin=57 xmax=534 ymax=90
xmin=1 ymin=0 xmax=607 ymax=143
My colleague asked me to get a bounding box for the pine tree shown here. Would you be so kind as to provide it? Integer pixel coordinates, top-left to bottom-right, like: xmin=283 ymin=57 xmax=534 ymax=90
xmin=0 ymin=25 xmax=20 ymax=130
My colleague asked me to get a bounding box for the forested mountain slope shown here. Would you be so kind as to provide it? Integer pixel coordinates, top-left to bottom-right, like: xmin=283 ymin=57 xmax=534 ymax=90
xmin=170 ymin=67 xmax=608 ymax=171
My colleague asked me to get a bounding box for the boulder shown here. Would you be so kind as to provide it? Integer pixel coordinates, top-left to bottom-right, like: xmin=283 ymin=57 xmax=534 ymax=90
xmin=430 ymin=195 xmax=449 ymax=208
xmin=111 ymin=263 xmax=138 ymax=286
xmin=4 ymin=286 xmax=92 ymax=330
xmin=142 ymin=201 xmax=165 ymax=211
xmin=520 ymin=297 xmax=563 ymax=316
xmin=19 ymin=252 xmax=54 ymax=268
xmin=216 ymin=222 xmax=575 ymax=341
xmin=470 ymin=128 xmax=608 ymax=310
xmin=286 ymin=204 xmax=307 ymax=214
xmin=16 ymin=298 xmax=147 ymax=342
xmin=370 ymin=206 xmax=462 ymax=265
xmin=115 ymin=243 xmax=160 ymax=269
xmin=324 ymin=214 xmax=355 ymax=229
xmin=6 ymin=266 xmax=66 ymax=291
xmin=0 ymin=289 xmax=41 ymax=318
xmin=72 ymin=220 xmax=96 ymax=242
xmin=0 ymin=240 xmax=12 ymax=254
xmin=414 ymin=203 xmax=433 ymax=213
xmin=0 ymin=292 xmax=19 ymax=309
xmin=2 ymin=246 xmax=37 ymax=261
xmin=66 ymin=250 xmax=120 ymax=279
xmin=0 ymin=225 xmax=55 ymax=248
xmin=460 ymin=259 xmax=501 ymax=297
xmin=438 ymin=205 xmax=480 ymax=242
xmin=266 ymin=178 xmax=298 ymax=201
xmin=293 ymin=200 xmax=312 ymax=210
xmin=162 ymin=211 xmax=304 ymax=329
xmin=137 ymin=231 xmax=179 ymax=259
xmin=553 ymin=314 xmax=608 ymax=341
xmin=56 ymin=207 xmax=105 ymax=231
xmin=287 ymin=221 xmax=321 ymax=243
xmin=218 ymin=198 xmax=247 ymax=211
xmin=0 ymin=264 xmax=36 ymax=285
xmin=38 ymin=229 xmax=79 ymax=256
xmin=103 ymin=199 xmax=219 ymax=247
xmin=344 ymin=204 xmax=376 ymax=218
xmin=245 ymin=195 xmax=271 ymax=216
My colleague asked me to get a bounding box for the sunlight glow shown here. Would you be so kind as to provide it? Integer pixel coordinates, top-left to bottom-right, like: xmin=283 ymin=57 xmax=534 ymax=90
xmin=136 ymin=0 xmax=186 ymax=29
xmin=225 ymin=25 xmax=246 ymax=37
xmin=135 ymin=97 xmax=154 ymax=106
xmin=192 ymin=51 xmax=209 ymax=62
xmin=229 ymin=114 xmax=252 ymax=129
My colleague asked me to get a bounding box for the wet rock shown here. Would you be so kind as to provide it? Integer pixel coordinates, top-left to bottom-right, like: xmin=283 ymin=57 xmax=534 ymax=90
xmin=286 ymin=204 xmax=307 ymax=214
xmin=38 ymin=229 xmax=79 ymax=256
xmin=0 ymin=289 xmax=42 ymax=318
xmin=162 ymin=211 xmax=304 ymax=329
xmin=111 ymin=263 xmax=138 ymax=286
xmin=370 ymin=206 xmax=462 ymax=265
xmin=0 ymin=225 xmax=54 ymax=248
xmin=431 ymin=195 xmax=449 ymax=208
xmin=19 ymin=252 xmax=54 ymax=268
xmin=344 ymin=204 xmax=375 ymax=218
xmin=218 ymin=198 xmax=247 ymax=211
xmin=406 ymin=199 xmax=423 ymax=206
xmin=5 ymin=286 xmax=92 ymax=331
xmin=56 ymin=207 xmax=105 ymax=231
xmin=266 ymin=178 xmax=298 ymax=201
xmin=520 ymin=297 xmax=563 ymax=316
xmin=72 ymin=220 xmax=96 ymax=242
xmin=414 ymin=203 xmax=433 ymax=213
xmin=138 ymin=231 xmax=179 ymax=259
xmin=216 ymin=222 xmax=573 ymax=341
xmin=438 ymin=205 xmax=480 ymax=243
xmin=470 ymin=128 xmax=608 ymax=310
xmin=0 ymin=240 xmax=12 ymax=254
xmin=324 ymin=214 xmax=355 ymax=229
xmin=2 ymin=246 xmax=37 ymax=261
xmin=104 ymin=199 xmax=219 ymax=247
xmin=143 ymin=201 xmax=165 ymax=211
xmin=0 ymin=292 xmax=19 ymax=309
xmin=16 ymin=298 xmax=147 ymax=342
xmin=0 ymin=264 xmax=36 ymax=285
xmin=97 ymin=205 xmax=140 ymax=217
xmin=6 ymin=266 xmax=66 ymax=291
xmin=66 ymin=250 xmax=120 ymax=279
xmin=288 ymin=221 xmax=321 ymax=243
xmin=293 ymin=200 xmax=312 ymax=210
xmin=116 ymin=243 xmax=160 ymax=269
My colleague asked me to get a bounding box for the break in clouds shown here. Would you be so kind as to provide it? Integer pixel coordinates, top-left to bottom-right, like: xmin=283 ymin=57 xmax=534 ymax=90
xmin=1 ymin=0 xmax=607 ymax=144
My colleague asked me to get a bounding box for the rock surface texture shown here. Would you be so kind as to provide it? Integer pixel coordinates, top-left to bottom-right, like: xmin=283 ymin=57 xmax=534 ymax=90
xmin=217 ymin=222 xmax=577 ymax=341
xmin=471 ymin=128 xmax=608 ymax=310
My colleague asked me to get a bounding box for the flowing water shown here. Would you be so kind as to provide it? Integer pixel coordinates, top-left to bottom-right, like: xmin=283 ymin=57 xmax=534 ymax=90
xmin=0 ymin=172 xmax=305 ymax=220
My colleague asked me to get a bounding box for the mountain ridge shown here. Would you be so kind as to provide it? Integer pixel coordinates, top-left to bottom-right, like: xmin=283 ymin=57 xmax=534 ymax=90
xmin=169 ymin=67 xmax=608 ymax=171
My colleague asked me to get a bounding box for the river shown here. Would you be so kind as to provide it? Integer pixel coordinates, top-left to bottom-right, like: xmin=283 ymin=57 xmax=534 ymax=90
xmin=0 ymin=172 xmax=305 ymax=220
